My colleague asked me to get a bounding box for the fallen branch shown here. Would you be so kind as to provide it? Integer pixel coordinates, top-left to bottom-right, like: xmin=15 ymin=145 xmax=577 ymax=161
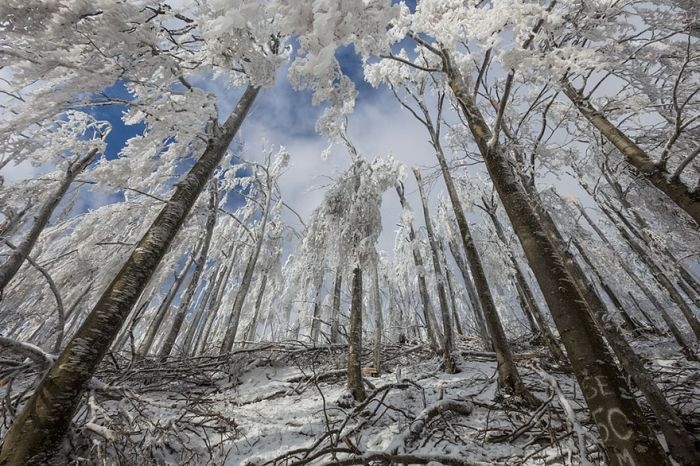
xmin=389 ymin=399 xmax=474 ymax=453
xmin=0 ymin=336 xmax=54 ymax=368
xmin=319 ymin=451 xmax=500 ymax=466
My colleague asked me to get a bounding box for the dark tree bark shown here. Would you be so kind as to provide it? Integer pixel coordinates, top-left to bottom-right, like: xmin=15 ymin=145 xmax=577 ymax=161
xmin=347 ymin=267 xmax=366 ymax=402
xmin=0 ymin=85 xmax=259 ymax=465
xmin=329 ymin=266 xmax=343 ymax=344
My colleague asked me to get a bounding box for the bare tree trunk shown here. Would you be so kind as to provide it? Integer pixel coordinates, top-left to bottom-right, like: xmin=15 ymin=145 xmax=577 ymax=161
xmin=481 ymin=197 xmax=566 ymax=361
xmin=245 ymin=273 xmax=268 ymax=344
xmin=414 ymin=169 xmax=457 ymax=373
xmin=309 ymin=279 xmax=323 ymax=345
xmin=439 ymin=242 xmax=463 ymax=336
xmin=442 ymin=54 xmax=668 ymax=465
xmin=422 ymin=141 xmax=529 ymax=391
xmin=140 ymin=251 xmax=197 ymax=356
xmin=329 ymin=266 xmax=343 ymax=344
xmin=219 ymin=172 xmax=273 ymax=354
xmin=561 ymin=81 xmax=700 ymax=224
xmin=347 ymin=266 xmax=366 ymax=402
xmin=567 ymin=243 xmax=699 ymax=465
xmin=0 ymin=148 xmax=97 ymax=297
xmin=159 ymin=185 xmax=218 ymax=359
xmin=180 ymin=266 xmax=220 ymax=355
xmin=603 ymin=201 xmax=700 ymax=340
xmin=395 ymin=183 xmax=442 ymax=352
xmin=196 ymin=245 xmax=239 ymax=355
xmin=0 ymin=85 xmax=259 ymax=466
xmin=372 ymin=261 xmax=383 ymax=375
xmin=444 ymin=227 xmax=490 ymax=348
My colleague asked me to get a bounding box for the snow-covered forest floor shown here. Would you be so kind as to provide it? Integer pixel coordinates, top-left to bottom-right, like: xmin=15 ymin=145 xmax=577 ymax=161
xmin=3 ymin=337 xmax=697 ymax=465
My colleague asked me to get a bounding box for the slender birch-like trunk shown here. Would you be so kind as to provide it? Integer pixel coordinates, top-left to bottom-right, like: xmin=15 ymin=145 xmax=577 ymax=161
xmin=219 ymin=171 xmax=273 ymax=354
xmin=371 ymin=261 xmax=383 ymax=375
xmin=245 ymin=273 xmax=268 ymax=344
xmin=395 ymin=183 xmax=442 ymax=352
xmin=159 ymin=185 xmax=218 ymax=359
xmin=444 ymin=225 xmax=490 ymax=347
xmin=140 ymin=251 xmax=197 ymax=356
xmin=0 ymin=85 xmax=259 ymax=465
xmin=414 ymin=169 xmax=457 ymax=373
xmin=0 ymin=148 xmax=98 ymax=297
xmin=180 ymin=265 xmax=220 ymax=355
xmin=481 ymin=198 xmax=566 ymax=361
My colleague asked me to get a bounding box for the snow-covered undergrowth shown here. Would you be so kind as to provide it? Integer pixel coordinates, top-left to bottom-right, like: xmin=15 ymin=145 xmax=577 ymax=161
xmin=1 ymin=338 xmax=698 ymax=465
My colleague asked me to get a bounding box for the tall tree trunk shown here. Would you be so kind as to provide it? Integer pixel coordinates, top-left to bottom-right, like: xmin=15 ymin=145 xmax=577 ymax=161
xmin=442 ymin=54 xmax=668 ymax=466
xmin=196 ymin=244 xmax=240 ymax=355
xmin=329 ymin=266 xmax=343 ymax=344
xmin=372 ymin=261 xmax=383 ymax=375
xmin=219 ymin=174 xmax=273 ymax=354
xmin=0 ymin=85 xmax=259 ymax=466
xmin=425 ymin=138 xmax=529 ymax=392
xmin=0 ymin=148 xmax=97 ymax=298
xmin=567 ymin=242 xmax=699 ymax=465
xmin=180 ymin=265 xmax=220 ymax=355
xmin=309 ymin=278 xmax=323 ymax=345
xmin=395 ymin=183 xmax=442 ymax=352
xmin=414 ymin=169 xmax=457 ymax=373
xmin=245 ymin=273 xmax=268 ymax=345
xmin=140 ymin=251 xmax=197 ymax=356
xmin=347 ymin=266 xmax=366 ymax=402
xmin=561 ymin=81 xmax=700 ymax=224
xmin=481 ymin=197 xmax=566 ymax=361
xmin=159 ymin=185 xmax=218 ymax=359
xmin=444 ymin=225 xmax=490 ymax=347
xmin=439 ymin=241 xmax=463 ymax=336
xmin=602 ymin=201 xmax=700 ymax=340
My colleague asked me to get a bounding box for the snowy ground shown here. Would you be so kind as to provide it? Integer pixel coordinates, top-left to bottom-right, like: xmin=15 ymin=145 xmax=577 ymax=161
xmin=2 ymin=337 xmax=698 ymax=465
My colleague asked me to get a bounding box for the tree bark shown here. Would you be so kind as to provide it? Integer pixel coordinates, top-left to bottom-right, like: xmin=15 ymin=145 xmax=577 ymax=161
xmin=481 ymin=198 xmax=566 ymax=361
xmin=0 ymin=148 xmax=98 ymax=298
xmin=0 ymin=85 xmax=259 ymax=465
xmin=219 ymin=167 xmax=273 ymax=354
xmin=347 ymin=267 xmax=366 ymax=402
xmin=372 ymin=261 xmax=383 ymax=375
xmin=603 ymin=201 xmax=700 ymax=341
xmin=329 ymin=266 xmax=343 ymax=344
xmin=140 ymin=251 xmax=197 ymax=356
xmin=180 ymin=265 xmax=220 ymax=355
xmin=395 ymin=183 xmax=442 ymax=352
xmin=159 ymin=185 xmax=218 ymax=359
xmin=414 ymin=169 xmax=457 ymax=373
xmin=444 ymin=226 xmax=490 ymax=348
xmin=442 ymin=54 xmax=668 ymax=466
xmin=245 ymin=273 xmax=268 ymax=345
xmin=561 ymin=81 xmax=700 ymax=225
xmin=568 ymin=243 xmax=700 ymax=465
